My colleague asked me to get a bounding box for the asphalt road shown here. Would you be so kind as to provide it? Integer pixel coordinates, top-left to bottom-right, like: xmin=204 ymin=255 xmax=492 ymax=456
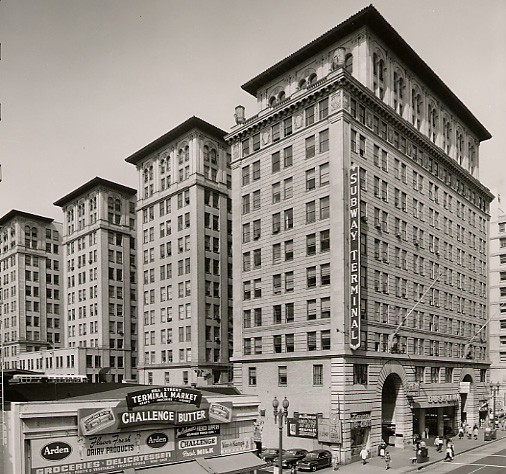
xmin=430 ymin=437 xmax=506 ymax=473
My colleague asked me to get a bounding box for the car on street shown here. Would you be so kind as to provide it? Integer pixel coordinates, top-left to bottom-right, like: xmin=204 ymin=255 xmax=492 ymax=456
xmin=273 ymin=448 xmax=308 ymax=468
xmin=297 ymin=449 xmax=332 ymax=471
xmin=259 ymin=447 xmax=284 ymax=464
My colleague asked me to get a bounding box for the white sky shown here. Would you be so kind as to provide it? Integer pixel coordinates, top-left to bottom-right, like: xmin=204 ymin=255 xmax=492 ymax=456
xmin=1 ymin=0 xmax=505 ymax=221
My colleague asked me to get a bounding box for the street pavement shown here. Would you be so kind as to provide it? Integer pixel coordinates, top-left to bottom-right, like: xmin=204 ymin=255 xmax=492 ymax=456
xmin=259 ymin=428 xmax=506 ymax=474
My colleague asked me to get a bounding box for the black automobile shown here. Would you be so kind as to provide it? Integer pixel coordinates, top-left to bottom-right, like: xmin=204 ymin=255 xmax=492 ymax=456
xmin=297 ymin=449 xmax=332 ymax=471
xmin=259 ymin=447 xmax=284 ymax=464
xmin=273 ymin=448 xmax=308 ymax=468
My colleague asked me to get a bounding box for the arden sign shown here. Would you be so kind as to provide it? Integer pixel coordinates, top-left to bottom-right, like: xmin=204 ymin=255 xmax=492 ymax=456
xmin=349 ymin=165 xmax=361 ymax=350
xmin=126 ymin=387 xmax=202 ymax=408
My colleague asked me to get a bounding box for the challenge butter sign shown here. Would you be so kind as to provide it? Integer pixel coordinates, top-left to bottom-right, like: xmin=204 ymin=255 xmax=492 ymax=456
xmin=126 ymin=387 xmax=202 ymax=408
xmin=349 ymin=165 xmax=361 ymax=350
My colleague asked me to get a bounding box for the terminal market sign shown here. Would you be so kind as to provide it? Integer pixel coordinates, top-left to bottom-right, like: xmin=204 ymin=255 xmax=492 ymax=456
xmin=126 ymin=386 xmax=202 ymax=408
xmin=349 ymin=165 xmax=361 ymax=350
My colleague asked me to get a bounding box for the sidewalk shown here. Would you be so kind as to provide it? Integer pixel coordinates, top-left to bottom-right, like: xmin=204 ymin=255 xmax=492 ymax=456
xmin=331 ymin=428 xmax=506 ymax=474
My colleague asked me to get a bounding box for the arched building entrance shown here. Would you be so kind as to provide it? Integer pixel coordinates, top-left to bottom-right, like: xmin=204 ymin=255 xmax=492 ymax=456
xmin=375 ymin=362 xmax=411 ymax=448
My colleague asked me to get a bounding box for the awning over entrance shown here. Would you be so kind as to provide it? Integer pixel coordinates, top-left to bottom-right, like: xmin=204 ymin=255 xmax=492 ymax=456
xmin=133 ymin=453 xmax=267 ymax=474
xmin=197 ymin=452 xmax=268 ymax=473
xmin=411 ymin=401 xmax=458 ymax=409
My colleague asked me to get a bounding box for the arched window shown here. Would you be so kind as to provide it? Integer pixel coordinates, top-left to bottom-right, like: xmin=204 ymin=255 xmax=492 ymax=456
xmin=209 ymin=148 xmax=217 ymax=165
xmin=298 ymin=78 xmax=307 ymax=90
xmin=278 ymin=91 xmax=286 ymax=102
xmin=456 ymin=130 xmax=464 ymax=166
xmin=178 ymin=148 xmax=184 ymax=165
xmin=143 ymin=168 xmax=149 ymax=183
xmin=373 ymin=53 xmax=385 ymax=100
xmin=442 ymin=118 xmax=452 ymax=155
xmin=24 ymin=225 xmax=31 ymax=247
xmin=411 ymin=89 xmax=422 ymax=130
xmin=393 ymin=71 xmax=404 ymax=116
xmin=203 ymin=145 xmax=209 ymax=162
xmin=184 ymin=145 xmax=190 ymax=162
xmin=308 ymin=73 xmax=317 ymax=86
xmin=428 ymin=103 xmax=438 ymax=143
xmin=160 ymin=158 xmax=166 ymax=174
xmin=468 ymin=142 xmax=476 ymax=175
xmin=269 ymin=95 xmax=278 ymax=107
xmin=345 ymin=53 xmax=353 ymax=74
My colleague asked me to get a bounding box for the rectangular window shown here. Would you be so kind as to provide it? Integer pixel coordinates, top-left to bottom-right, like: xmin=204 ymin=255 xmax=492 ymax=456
xmin=272 ymin=152 xmax=281 ymax=173
xmin=278 ymin=366 xmax=287 ymax=386
xmin=305 ymin=136 xmax=315 ymax=158
xmin=305 ymin=105 xmax=315 ymax=126
xmin=252 ymin=133 xmax=260 ymax=152
xmin=313 ymin=364 xmax=323 ymax=385
xmin=353 ymin=364 xmax=368 ymax=384
xmin=248 ymin=367 xmax=257 ymax=385
xmin=319 ymin=129 xmax=329 ymax=152
xmin=284 ymin=146 xmax=293 ymax=167
xmin=319 ymin=98 xmax=329 ymax=120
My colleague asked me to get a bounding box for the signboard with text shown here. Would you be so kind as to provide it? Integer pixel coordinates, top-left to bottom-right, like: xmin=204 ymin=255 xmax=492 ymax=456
xmin=287 ymin=413 xmax=318 ymax=439
xmin=126 ymin=387 xmax=202 ymax=408
xmin=349 ymin=165 xmax=361 ymax=350
xmin=30 ymin=431 xmax=175 ymax=474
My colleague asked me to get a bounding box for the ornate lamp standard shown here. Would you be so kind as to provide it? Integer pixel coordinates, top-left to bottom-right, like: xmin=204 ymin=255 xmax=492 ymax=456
xmin=490 ymin=383 xmax=500 ymax=427
xmin=272 ymin=396 xmax=289 ymax=474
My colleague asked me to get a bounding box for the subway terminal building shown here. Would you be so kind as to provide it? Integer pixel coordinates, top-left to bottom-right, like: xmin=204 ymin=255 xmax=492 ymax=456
xmin=227 ymin=5 xmax=494 ymax=464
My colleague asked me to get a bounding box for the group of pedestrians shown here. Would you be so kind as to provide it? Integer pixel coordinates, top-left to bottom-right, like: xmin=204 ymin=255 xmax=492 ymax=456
xmin=360 ymin=443 xmax=391 ymax=470
xmin=432 ymin=423 xmax=480 ymax=462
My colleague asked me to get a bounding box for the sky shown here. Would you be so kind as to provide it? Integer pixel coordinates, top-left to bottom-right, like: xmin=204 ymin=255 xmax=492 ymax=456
xmin=1 ymin=0 xmax=505 ymax=222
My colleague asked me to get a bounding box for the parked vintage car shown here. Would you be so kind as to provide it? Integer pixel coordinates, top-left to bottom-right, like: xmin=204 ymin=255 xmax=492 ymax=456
xmin=297 ymin=449 xmax=333 ymax=471
xmin=259 ymin=447 xmax=285 ymax=464
xmin=273 ymin=448 xmax=308 ymax=468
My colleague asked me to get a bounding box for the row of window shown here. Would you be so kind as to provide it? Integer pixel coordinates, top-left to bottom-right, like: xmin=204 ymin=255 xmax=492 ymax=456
xmin=248 ymin=364 xmax=325 ymax=387
xmin=244 ymin=330 xmax=331 ymax=355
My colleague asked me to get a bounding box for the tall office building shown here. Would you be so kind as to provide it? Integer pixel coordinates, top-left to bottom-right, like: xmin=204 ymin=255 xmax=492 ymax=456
xmin=227 ymin=6 xmax=493 ymax=463
xmin=488 ymin=195 xmax=506 ymax=413
xmin=53 ymin=177 xmax=137 ymax=382
xmin=126 ymin=116 xmax=232 ymax=386
xmin=0 ymin=210 xmax=63 ymax=370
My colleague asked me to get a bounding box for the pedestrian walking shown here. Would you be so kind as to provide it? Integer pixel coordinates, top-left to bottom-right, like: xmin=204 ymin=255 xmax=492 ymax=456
xmin=384 ymin=450 xmax=391 ymax=470
xmin=458 ymin=425 xmax=464 ymax=439
xmin=360 ymin=446 xmax=369 ymax=465
xmin=434 ymin=435 xmax=442 ymax=452
xmin=473 ymin=424 xmax=479 ymax=440
xmin=444 ymin=444 xmax=453 ymax=462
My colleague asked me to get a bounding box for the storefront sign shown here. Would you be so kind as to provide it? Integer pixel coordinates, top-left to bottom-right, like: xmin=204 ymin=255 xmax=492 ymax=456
xmin=350 ymin=413 xmax=371 ymax=428
xmin=406 ymin=382 xmax=420 ymax=396
xmin=78 ymin=404 xmax=230 ymax=436
xmin=176 ymin=424 xmax=221 ymax=438
xmin=287 ymin=413 xmax=318 ymax=438
xmin=349 ymin=165 xmax=361 ymax=350
xmin=126 ymin=387 xmax=202 ymax=408
xmin=428 ymin=394 xmax=459 ymax=404
xmin=30 ymin=431 xmax=175 ymax=474
xmin=317 ymin=418 xmax=341 ymax=444
xmin=221 ymin=437 xmax=253 ymax=454
xmin=176 ymin=435 xmax=221 ymax=460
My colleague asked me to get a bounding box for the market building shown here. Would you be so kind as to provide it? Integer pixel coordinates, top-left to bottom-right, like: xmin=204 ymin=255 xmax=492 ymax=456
xmin=126 ymin=117 xmax=233 ymax=386
xmin=1 ymin=381 xmax=263 ymax=474
xmin=226 ymin=5 xmax=494 ymax=464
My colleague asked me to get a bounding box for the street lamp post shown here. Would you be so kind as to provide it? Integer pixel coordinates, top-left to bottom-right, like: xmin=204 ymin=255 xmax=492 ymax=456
xmin=490 ymin=383 xmax=500 ymax=428
xmin=272 ymin=396 xmax=289 ymax=474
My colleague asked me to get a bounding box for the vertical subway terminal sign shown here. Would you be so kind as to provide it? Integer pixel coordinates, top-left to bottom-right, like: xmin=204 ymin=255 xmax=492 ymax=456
xmin=349 ymin=165 xmax=361 ymax=350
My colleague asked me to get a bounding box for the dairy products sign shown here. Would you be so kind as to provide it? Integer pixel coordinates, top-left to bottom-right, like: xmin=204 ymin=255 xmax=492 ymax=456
xmin=126 ymin=387 xmax=202 ymax=408
xmin=30 ymin=431 xmax=175 ymax=474
xmin=176 ymin=435 xmax=221 ymax=460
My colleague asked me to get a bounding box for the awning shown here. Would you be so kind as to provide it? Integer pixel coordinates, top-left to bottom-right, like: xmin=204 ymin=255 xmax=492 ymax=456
xmin=196 ymin=452 xmax=268 ymax=473
xmin=134 ymin=453 xmax=267 ymax=474
xmin=135 ymin=461 xmax=208 ymax=473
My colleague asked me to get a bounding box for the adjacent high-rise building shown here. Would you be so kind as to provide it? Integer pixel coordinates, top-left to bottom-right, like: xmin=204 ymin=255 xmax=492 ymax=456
xmin=226 ymin=6 xmax=493 ymax=463
xmin=488 ymin=195 xmax=506 ymax=412
xmin=126 ymin=116 xmax=233 ymax=386
xmin=53 ymin=177 xmax=138 ymax=382
xmin=0 ymin=210 xmax=63 ymax=370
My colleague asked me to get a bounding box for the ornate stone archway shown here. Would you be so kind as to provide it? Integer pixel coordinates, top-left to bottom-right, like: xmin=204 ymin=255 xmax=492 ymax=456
xmin=374 ymin=361 xmax=411 ymax=448
xmin=459 ymin=369 xmax=476 ymax=426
